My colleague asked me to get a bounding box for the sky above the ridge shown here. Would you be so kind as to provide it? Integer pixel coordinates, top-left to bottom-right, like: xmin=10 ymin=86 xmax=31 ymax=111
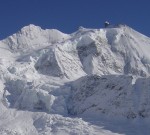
xmin=0 ymin=0 xmax=150 ymax=39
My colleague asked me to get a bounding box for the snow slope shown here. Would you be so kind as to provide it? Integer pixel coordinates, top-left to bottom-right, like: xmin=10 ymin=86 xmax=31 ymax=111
xmin=0 ymin=24 xmax=150 ymax=135
xmin=68 ymin=75 xmax=150 ymax=119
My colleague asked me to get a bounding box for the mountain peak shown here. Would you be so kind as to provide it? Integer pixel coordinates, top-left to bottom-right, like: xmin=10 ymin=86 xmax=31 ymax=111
xmin=21 ymin=24 xmax=41 ymax=30
xmin=1 ymin=24 xmax=150 ymax=134
xmin=20 ymin=24 xmax=42 ymax=34
xmin=1 ymin=24 xmax=70 ymax=52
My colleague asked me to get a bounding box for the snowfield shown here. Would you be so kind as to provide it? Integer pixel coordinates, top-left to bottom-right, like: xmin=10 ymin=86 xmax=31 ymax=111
xmin=0 ymin=24 xmax=150 ymax=134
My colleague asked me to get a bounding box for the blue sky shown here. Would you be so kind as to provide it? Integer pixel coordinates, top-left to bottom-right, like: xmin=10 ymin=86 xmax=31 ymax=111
xmin=0 ymin=0 xmax=150 ymax=39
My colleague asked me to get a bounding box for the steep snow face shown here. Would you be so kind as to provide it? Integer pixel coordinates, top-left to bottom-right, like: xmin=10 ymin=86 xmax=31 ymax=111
xmin=105 ymin=26 xmax=150 ymax=77
xmin=68 ymin=75 xmax=150 ymax=119
xmin=35 ymin=47 xmax=85 ymax=78
xmin=68 ymin=75 xmax=135 ymax=118
xmin=75 ymin=26 xmax=150 ymax=77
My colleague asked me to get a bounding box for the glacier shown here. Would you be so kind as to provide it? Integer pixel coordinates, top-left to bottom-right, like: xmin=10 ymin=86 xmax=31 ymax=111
xmin=0 ymin=24 xmax=150 ymax=134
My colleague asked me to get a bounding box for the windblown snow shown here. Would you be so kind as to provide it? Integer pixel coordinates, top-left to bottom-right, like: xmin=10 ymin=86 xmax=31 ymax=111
xmin=0 ymin=24 xmax=150 ymax=135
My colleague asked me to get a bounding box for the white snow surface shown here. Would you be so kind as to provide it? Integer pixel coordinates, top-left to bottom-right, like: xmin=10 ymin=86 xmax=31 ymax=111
xmin=0 ymin=24 xmax=150 ymax=134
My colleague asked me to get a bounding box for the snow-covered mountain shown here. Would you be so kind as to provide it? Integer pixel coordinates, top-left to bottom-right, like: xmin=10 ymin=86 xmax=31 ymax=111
xmin=0 ymin=24 xmax=150 ymax=135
